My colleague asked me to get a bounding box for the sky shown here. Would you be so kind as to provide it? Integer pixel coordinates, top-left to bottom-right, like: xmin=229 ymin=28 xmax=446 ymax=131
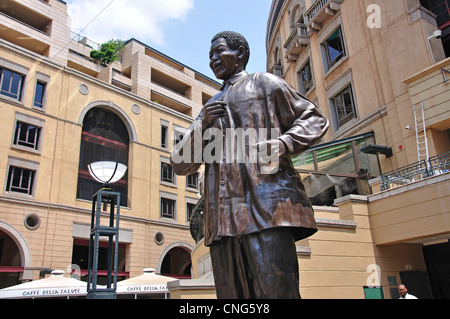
xmin=66 ymin=0 xmax=273 ymax=82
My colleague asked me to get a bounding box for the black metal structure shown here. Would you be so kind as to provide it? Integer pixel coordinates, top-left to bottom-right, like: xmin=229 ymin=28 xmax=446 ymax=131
xmin=87 ymin=189 xmax=120 ymax=299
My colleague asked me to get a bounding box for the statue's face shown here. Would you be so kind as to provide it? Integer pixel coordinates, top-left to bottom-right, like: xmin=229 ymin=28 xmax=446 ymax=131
xmin=209 ymin=38 xmax=241 ymax=81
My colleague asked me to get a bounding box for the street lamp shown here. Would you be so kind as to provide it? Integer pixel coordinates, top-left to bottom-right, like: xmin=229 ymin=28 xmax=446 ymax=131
xmin=88 ymin=161 xmax=127 ymax=189
xmin=86 ymin=161 xmax=127 ymax=299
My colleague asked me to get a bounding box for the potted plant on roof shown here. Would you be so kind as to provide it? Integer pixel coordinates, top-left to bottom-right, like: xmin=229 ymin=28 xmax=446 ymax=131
xmin=90 ymin=39 xmax=124 ymax=66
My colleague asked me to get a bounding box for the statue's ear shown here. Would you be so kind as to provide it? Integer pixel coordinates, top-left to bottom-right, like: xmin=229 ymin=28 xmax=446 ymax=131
xmin=237 ymin=45 xmax=246 ymax=61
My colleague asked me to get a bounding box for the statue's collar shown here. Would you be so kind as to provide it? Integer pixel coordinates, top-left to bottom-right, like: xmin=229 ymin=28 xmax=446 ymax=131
xmin=221 ymin=70 xmax=249 ymax=91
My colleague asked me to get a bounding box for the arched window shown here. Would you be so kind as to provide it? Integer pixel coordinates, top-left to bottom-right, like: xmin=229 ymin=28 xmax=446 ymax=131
xmin=290 ymin=4 xmax=303 ymax=28
xmin=77 ymin=108 xmax=129 ymax=206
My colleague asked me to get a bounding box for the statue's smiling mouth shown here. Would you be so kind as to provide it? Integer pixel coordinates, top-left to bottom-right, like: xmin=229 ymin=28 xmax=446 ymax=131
xmin=213 ymin=63 xmax=223 ymax=73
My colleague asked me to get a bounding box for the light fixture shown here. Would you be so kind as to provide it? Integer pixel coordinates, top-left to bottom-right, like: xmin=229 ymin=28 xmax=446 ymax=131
xmin=427 ymin=30 xmax=443 ymax=64
xmin=361 ymin=144 xmax=393 ymax=158
xmin=88 ymin=161 xmax=127 ymax=189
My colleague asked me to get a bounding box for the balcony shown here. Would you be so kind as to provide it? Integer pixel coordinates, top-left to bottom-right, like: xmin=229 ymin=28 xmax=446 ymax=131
xmin=70 ymin=31 xmax=100 ymax=51
xmin=305 ymin=0 xmax=343 ymax=33
xmin=284 ymin=23 xmax=310 ymax=63
xmin=380 ymin=152 xmax=450 ymax=191
xmin=0 ymin=2 xmax=52 ymax=57
xmin=272 ymin=65 xmax=283 ymax=77
xmin=368 ymin=155 xmax=450 ymax=245
xmin=150 ymin=89 xmax=192 ymax=115
xmin=0 ymin=0 xmax=52 ymax=33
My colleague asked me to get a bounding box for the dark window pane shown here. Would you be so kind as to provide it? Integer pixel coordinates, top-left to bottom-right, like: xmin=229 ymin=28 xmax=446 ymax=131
xmin=7 ymin=166 xmax=35 ymax=195
xmin=77 ymin=108 xmax=129 ymax=206
xmin=326 ymin=28 xmax=345 ymax=67
xmin=161 ymin=198 xmax=175 ymax=219
xmin=34 ymin=82 xmax=45 ymax=108
xmin=1 ymin=69 xmax=24 ymax=100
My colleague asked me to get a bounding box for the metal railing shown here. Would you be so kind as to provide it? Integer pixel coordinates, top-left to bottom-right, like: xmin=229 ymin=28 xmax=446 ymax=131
xmin=0 ymin=11 xmax=49 ymax=36
xmin=284 ymin=23 xmax=309 ymax=53
xmin=70 ymin=31 xmax=100 ymax=50
xmin=272 ymin=65 xmax=283 ymax=77
xmin=305 ymin=0 xmax=331 ymax=23
xmin=442 ymin=68 xmax=450 ymax=83
xmin=381 ymin=151 xmax=450 ymax=191
xmin=428 ymin=151 xmax=450 ymax=175
xmin=305 ymin=0 xmax=342 ymax=24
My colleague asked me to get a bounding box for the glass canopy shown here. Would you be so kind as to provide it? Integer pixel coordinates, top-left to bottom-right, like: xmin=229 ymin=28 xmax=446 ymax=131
xmin=292 ymin=132 xmax=381 ymax=206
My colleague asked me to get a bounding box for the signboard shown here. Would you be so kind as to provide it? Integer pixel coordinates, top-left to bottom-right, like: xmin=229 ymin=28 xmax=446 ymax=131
xmin=0 ymin=287 xmax=87 ymax=299
xmin=116 ymin=284 xmax=168 ymax=294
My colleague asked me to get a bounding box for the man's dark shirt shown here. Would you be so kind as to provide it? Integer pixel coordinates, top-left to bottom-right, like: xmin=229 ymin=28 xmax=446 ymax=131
xmin=171 ymin=71 xmax=329 ymax=246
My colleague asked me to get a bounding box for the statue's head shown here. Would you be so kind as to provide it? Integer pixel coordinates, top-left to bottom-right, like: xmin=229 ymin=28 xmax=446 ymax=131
xmin=209 ymin=31 xmax=250 ymax=81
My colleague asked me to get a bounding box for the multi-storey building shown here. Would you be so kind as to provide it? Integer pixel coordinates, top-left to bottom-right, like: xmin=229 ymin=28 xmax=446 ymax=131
xmin=259 ymin=0 xmax=450 ymax=299
xmin=0 ymin=0 xmax=219 ymax=289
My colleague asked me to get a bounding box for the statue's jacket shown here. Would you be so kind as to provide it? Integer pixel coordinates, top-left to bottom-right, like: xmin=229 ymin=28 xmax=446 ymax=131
xmin=171 ymin=71 xmax=329 ymax=246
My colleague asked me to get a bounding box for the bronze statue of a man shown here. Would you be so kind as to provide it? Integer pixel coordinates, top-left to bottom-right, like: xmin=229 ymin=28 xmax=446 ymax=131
xmin=171 ymin=31 xmax=329 ymax=299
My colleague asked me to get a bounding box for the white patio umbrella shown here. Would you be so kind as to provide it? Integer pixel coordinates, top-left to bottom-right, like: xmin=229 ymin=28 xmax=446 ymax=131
xmin=116 ymin=268 xmax=178 ymax=299
xmin=0 ymin=270 xmax=88 ymax=299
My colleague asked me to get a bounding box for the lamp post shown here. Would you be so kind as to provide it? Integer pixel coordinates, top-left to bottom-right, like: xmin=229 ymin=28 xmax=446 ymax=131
xmin=86 ymin=161 xmax=127 ymax=299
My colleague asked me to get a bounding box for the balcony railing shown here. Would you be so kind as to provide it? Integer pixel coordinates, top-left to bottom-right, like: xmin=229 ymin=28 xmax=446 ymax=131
xmin=0 ymin=11 xmax=50 ymax=36
xmin=284 ymin=23 xmax=309 ymax=62
xmin=70 ymin=31 xmax=100 ymax=50
xmin=272 ymin=65 xmax=283 ymax=77
xmin=381 ymin=151 xmax=450 ymax=191
xmin=305 ymin=0 xmax=343 ymax=30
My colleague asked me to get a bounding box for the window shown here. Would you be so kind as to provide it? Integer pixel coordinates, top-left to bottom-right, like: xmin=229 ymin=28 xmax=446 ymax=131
xmin=324 ymin=27 xmax=346 ymax=70
xmin=33 ymin=81 xmax=46 ymax=109
xmin=33 ymin=72 xmax=50 ymax=110
xmin=298 ymin=60 xmax=313 ymax=94
xmin=14 ymin=122 xmax=41 ymax=151
xmin=173 ymin=127 xmax=186 ymax=146
xmin=161 ymin=197 xmax=176 ymax=219
xmin=333 ymin=85 xmax=356 ymax=128
xmin=420 ymin=0 xmax=450 ymax=27
xmin=24 ymin=213 xmax=41 ymax=230
xmin=0 ymin=68 xmax=24 ymax=101
xmin=12 ymin=113 xmax=45 ymax=153
xmin=161 ymin=125 xmax=168 ymax=148
xmin=6 ymin=166 xmax=35 ymax=196
xmin=187 ymin=202 xmax=196 ymax=223
xmin=420 ymin=0 xmax=450 ymax=57
xmin=186 ymin=173 xmax=199 ymax=190
xmin=161 ymin=162 xmax=175 ymax=184
xmin=77 ymin=108 xmax=129 ymax=207
xmin=272 ymin=46 xmax=283 ymax=77
xmin=4 ymin=157 xmax=39 ymax=198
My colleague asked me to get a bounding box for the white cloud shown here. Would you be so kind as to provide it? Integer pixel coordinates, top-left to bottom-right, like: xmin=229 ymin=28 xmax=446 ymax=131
xmin=67 ymin=0 xmax=194 ymax=45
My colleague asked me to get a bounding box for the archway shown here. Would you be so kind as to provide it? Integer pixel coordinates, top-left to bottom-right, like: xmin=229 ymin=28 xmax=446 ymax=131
xmin=0 ymin=222 xmax=32 ymax=287
xmin=76 ymin=105 xmax=131 ymax=206
xmin=157 ymin=242 xmax=193 ymax=279
xmin=77 ymin=100 xmax=137 ymax=143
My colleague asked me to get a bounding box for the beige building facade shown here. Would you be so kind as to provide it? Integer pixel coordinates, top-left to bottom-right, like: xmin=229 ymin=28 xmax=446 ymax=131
xmin=259 ymin=0 xmax=450 ymax=299
xmin=0 ymin=0 xmax=220 ymax=290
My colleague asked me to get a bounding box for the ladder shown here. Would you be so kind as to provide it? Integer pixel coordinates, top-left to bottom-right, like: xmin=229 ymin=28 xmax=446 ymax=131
xmin=413 ymin=103 xmax=429 ymax=163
